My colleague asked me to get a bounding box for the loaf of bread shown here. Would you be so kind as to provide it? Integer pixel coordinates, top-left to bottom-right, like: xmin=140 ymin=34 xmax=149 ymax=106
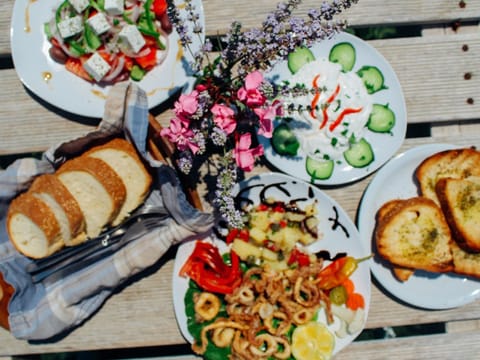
xmin=436 ymin=176 xmax=480 ymax=252
xmin=415 ymin=147 xmax=480 ymax=206
xmin=375 ymin=197 xmax=454 ymax=273
xmin=6 ymin=138 xmax=152 ymax=258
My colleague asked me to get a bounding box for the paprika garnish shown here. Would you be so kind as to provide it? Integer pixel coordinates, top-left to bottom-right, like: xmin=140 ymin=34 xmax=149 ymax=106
xmin=317 ymin=254 xmax=371 ymax=290
xmin=310 ymin=74 xmax=322 ymax=119
xmin=328 ymin=107 xmax=363 ymax=132
xmin=179 ymin=241 xmax=242 ymax=294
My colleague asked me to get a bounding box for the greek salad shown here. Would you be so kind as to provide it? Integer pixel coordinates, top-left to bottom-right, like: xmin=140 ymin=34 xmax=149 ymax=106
xmin=44 ymin=0 xmax=172 ymax=84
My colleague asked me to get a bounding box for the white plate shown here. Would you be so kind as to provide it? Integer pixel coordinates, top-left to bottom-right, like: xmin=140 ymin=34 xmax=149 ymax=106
xmin=260 ymin=32 xmax=407 ymax=185
xmin=10 ymin=0 xmax=204 ymax=118
xmin=358 ymin=143 xmax=480 ymax=309
xmin=173 ymin=172 xmax=371 ymax=356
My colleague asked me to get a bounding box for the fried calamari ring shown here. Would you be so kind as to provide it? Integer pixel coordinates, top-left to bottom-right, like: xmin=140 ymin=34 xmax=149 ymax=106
xmin=212 ymin=326 xmax=236 ymax=347
xmin=249 ymin=333 xmax=277 ymax=358
xmin=273 ymin=336 xmax=292 ymax=360
xmin=264 ymin=310 xmax=291 ymax=336
xmin=194 ymin=292 xmax=221 ymax=321
xmin=192 ymin=319 xmax=248 ymax=355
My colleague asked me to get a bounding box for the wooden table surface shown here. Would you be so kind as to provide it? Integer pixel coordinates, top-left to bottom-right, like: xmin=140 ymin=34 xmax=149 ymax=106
xmin=1 ymin=0 xmax=480 ymax=359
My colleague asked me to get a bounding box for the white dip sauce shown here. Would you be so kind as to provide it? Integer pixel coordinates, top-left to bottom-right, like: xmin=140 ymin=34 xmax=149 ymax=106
xmin=284 ymin=58 xmax=372 ymax=161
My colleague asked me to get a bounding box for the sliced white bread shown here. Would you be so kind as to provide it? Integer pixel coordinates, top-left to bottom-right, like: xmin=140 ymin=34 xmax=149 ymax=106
xmin=415 ymin=147 xmax=480 ymax=206
xmin=29 ymin=174 xmax=87 ymax=246
xmin=56 ymin=156 xmax=127 ymax=238
xmin=7 ymin=192 xmax=64 ymax=258
xmin=375 ymin=197 xmax=454 ymax=273
xmin=436 ymin=176 xmax=480 ymax=252
xmin=84 ymin=138 xmax=152 ymax=226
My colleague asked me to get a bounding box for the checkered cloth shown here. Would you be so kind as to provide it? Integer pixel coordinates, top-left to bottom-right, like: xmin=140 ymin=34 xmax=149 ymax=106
xmin=0 ymin=82 xmax=214 ymax=340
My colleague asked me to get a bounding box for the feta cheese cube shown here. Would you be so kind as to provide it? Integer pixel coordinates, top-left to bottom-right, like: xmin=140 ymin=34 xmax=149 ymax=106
xmin=87 ymin=12 xmax=111 ymax=35
xmin=57 ymin=16 xmax=83 ymax=39
xmin=119 ymin=25 xmax=146 ymax=54
xmin=83 ymin=52 xmax=111 ymax=82
xmin=104 ymin=0 xmax=124 ymax=15
xmin=68 ymin=0 xmax=89 ymax=13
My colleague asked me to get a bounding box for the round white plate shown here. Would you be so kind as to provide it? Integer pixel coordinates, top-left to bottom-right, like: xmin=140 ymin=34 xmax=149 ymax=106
xmin=173 ymin=172 xmax=371 ymax=356
xmin=10 ymin=0 xmax=204 ymax=119
xmin=358 ymin=143 xmax=480 ymax=309
xmin=260 ymin=32 xmax=407 ymax=185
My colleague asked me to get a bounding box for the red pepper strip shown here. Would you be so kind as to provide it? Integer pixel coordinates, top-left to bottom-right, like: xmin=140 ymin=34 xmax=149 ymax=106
xmin=319 ymin=84 xmax=340 ymax=128
xmin=225 ymin=228 xmax=249 ymax=244
xmin=310 ymin=74 xmax=321 ymax=119
xmin=328 ymin=107 xmax=363 ymax=132
xmin=326 ymin=84 xmax=341 ymax=104
xmin=179 ymin=241 xmax=241 ymax=294
xmin=319 ymin=106 xmax=329 ymax=129
xmin=287 ymin=248 xmax=311 ymax=267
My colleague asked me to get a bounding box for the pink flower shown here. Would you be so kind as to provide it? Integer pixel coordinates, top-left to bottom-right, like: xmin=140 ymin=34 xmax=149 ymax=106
xmin=160 ymin=117 xmax=200 ymax=154
xmin=174 ymin=90 xmax=199 ymax=117
xmin=237 ymin=71 xmax=266 ymax=107
xmin=254 ymin=101 xmax=283 ymax=138
xmin=211 ymin=103 xmax=237 ymax=134
xmin=233 ymin=133 xmax=264 ymax=171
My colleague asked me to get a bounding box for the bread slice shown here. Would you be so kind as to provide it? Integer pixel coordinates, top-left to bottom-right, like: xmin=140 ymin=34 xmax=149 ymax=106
xmin=450 ymin=241 xmax=480 ymax=279
xmin=84 ymin=138 xmax=152 ymax=226
xmin=415 ymin=147 xmax=480 ymax=206
xmin=7 ymin=192 xmax=64 ymax=258
xmin=436 ymin=176 xmax=480 ymax=252
xmin=29 ymin=174 xmax=87 ymax=246
xmin=57 ymin=156 xmax=127 ymax=238
xmin=376 ymin=199 xmax=415 ymax=281
xmin=375 ymin=197 xmax=454 ymax=273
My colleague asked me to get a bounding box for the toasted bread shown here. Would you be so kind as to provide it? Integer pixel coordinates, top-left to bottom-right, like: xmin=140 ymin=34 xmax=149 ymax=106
xmin=376 ymin=199 xmax=415 ymax=281
xmin=436 ymin=176 xmax=480 ymax=252
xmin=375 ymin=197 xmax=454 ymax=273
xmin=415 ymin=147 xmax=480 ymax=206
xmin=450 ymin=241 xmax=480 ymax=279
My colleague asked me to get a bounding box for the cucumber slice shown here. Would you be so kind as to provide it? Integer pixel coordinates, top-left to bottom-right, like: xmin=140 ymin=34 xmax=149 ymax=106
xmin=356 ymin=66 xmax=388 ymax=94
xmin=271 ymin=123 xmax=300 ymax=156
xmin=367 ymin=103 xmax=396 ymax=133
xmin=306 ymin=156 xmax=334 ymax=180
xmin=344 ymin=138 xmax=374 ymax=168
xmin=287 ymin=47 xmax=315 ymax=74
xmin=329 ymin=42 xmax=356 ymax=72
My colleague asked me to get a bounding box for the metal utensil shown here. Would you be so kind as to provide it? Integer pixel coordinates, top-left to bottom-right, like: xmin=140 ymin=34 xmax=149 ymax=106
xmin=27 ymin=206 xmax=169 ymax=283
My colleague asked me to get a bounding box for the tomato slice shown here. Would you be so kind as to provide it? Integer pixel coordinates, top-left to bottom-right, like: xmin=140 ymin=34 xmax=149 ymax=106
xmin=152 ymin=0 xmax=168 ymax=16
xmin=65 ymin=57 xmax=92 ymax=82
xmin=135 ymin=47 xmax=157 ymax=70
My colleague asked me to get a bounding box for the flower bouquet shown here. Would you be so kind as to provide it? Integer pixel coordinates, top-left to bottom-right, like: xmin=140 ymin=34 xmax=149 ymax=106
xmin=160 ymin=0 xmax=358 ymax=227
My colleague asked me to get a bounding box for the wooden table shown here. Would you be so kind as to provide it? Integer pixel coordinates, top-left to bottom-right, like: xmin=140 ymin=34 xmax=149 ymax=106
xmin=1 ymin=0 xmax=480 ymax=358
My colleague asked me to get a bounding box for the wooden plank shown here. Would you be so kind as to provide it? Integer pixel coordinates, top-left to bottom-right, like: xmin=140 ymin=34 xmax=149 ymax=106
xmin=2 ymin=135 xmax=480 ymax=356
xmin=335 ymin=331 xmax=480 ymax=360
xmin=0 ymin=68 xmax=96 ymax=156
xmin=2 ymin=0 xmax=480 ymax=55
xmin=2 ymin=30 xmax=479 ymax=155
xmin=202 ymin=0 xmax=480 ymax=35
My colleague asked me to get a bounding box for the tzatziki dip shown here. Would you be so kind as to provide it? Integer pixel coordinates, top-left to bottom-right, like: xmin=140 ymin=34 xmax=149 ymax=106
xmin=284 ymin=58 xmax=373 ymax=162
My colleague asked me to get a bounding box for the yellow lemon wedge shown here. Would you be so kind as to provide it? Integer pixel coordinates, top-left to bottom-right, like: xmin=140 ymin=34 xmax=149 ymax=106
xmin=291 ymin=321 xmax=335 ymax=360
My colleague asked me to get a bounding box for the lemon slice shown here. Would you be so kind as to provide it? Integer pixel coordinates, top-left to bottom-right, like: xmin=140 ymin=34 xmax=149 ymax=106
xmin=291 ymin=321 xmax=335 ymax=360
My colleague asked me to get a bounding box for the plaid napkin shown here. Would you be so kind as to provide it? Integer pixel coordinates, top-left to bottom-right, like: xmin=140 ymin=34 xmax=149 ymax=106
xmin=0 ymin=82 xmax=214 ymax=340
